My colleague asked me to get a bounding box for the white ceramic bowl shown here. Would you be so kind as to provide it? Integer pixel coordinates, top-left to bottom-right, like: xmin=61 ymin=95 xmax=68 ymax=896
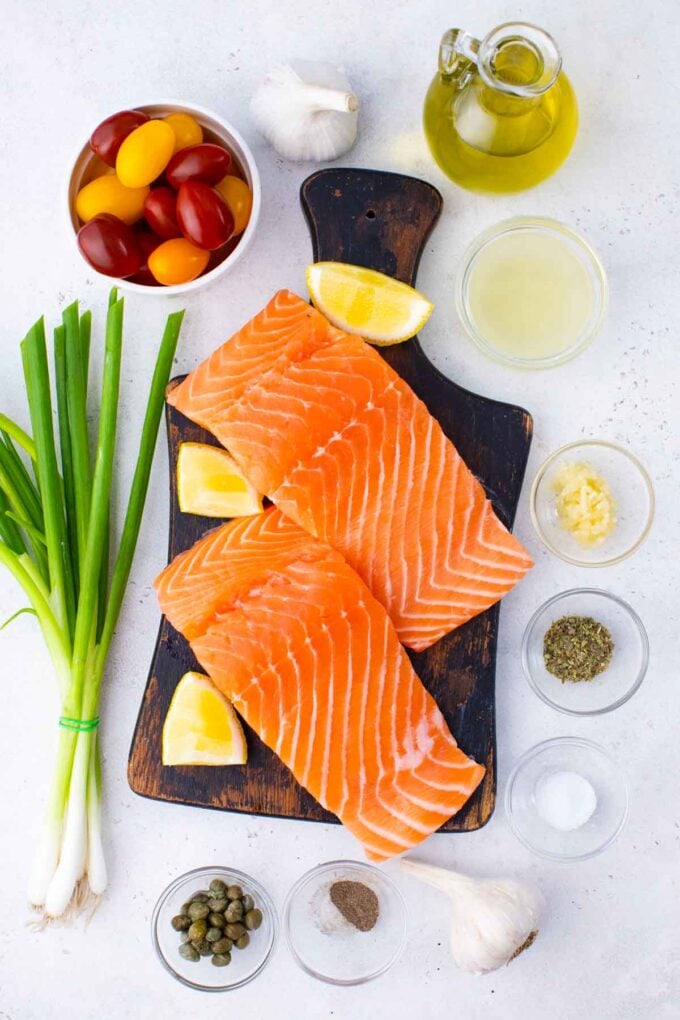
xmin=67 ymin=100 xmax=261 ymax=296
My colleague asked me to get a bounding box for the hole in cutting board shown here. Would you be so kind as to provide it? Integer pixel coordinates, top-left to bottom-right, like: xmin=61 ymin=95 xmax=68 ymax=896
xmin=365 ymin=209 xmax=376 ymax=219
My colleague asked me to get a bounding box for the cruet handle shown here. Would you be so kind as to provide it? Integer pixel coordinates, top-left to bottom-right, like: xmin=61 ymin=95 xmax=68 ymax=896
xmin=438 ymin=29 xmax=481 ymax=81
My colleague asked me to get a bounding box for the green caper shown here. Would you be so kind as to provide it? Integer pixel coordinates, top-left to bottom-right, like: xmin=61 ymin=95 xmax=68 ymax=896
xmin=225 ymin=922 xmax=246 ymax=940
xmin=187 ymin=900 xmax=210 ymax=921
xmin=179 ymin=943 xmax=200 ymax=962
xmin=211 ymin=937 xmax=233 ymax=954
xmin=244 ymin=908 xmax=263 ymax=931
xmin=235 ymin=933 xmax=250 ymax=950
xmin=209 ymin=878 xmax=227 ymax=898
xmin=241 ymin=894 xmax=254 ymax=912
xmin=207 ymin=897 xmax=227 ymax=913
xmin=190 ymin=890 xmax=210 ymax=901
xmin=171 ymin=913 xmax=191 ymax=931
xmin=208 ymin=912 xmax=225 ymax=928
xmin=180 ymin=902 xmax=193 ymax=915
xmin=226 ymin=884 xmax=243 ymax=901
xmin=187 ymin=918 xmax=208 ymax=942
xmin=225 ymin=900 xmax=244 ymax=923
xmin=193 ymin=939 xmax=213 ymax=957
xmin=206 ymin=926 xmax=223 ymax=943
xmin=212 ymin=952 xmax=232 ymax=967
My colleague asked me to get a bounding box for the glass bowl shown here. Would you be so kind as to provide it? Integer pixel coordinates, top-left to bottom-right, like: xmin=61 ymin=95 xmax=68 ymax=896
xmin=455 ymin=216 xmax=607 ymax=369
xmin=151 ymin=866 xmax=277 ymax=992
xmin=505 ymin=737 xmax=629 ymax=860
xmin=530 ymin=440 xmax=654 ymax=565
xmin=522 ymin=588 xmax=648 ymax=715
xmin=66 ymin=100 xmax=261 ymax=296
xmin=283 ymin=860 xmax=407 ymax=985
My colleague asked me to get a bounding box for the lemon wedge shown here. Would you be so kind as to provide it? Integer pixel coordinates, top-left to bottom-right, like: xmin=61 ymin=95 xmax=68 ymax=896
xmin=177 ymin=442 xmax=263 ymax=517
xmin=306 ymin=262 xmax=434 ymax=345
xmin=162 ymin=671 xmax=247 ymax=766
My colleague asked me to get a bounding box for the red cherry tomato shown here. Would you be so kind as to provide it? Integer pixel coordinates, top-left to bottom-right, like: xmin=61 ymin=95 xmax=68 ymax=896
xmin=90 ymin=110 xmax=149 ymax=168
xmin=143 ymin=187 xmax=181 ymax=240
xmin=165 ymin=144 xmax=232 ymax=189
xmin=77 ymin=214 xmax=143 ymax=278
xmin=129 ymin=230 xmax=162 ymax=285
xmin=176 ymin=181 xmax=235 ymax=251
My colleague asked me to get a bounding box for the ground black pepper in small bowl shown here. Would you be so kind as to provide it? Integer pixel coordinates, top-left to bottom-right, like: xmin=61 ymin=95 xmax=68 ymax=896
xmin=283 ymin=861 xmax=407 ymax=984
xmin=329 ymin=880 xmax=379 ymax=932
xmin=543 ymin=615 xmax=614 ymax=682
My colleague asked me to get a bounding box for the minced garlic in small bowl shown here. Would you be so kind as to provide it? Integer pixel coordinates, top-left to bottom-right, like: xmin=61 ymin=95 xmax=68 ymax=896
xmin=530 ymin=440 xmax=654 ymax=566
xmin=551 ymin=461 xmax=617 ymax=547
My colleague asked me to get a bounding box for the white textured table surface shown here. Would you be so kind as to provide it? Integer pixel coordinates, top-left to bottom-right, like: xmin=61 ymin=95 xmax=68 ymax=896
xmin=1 ymin=1 xmax=678 ymax=1017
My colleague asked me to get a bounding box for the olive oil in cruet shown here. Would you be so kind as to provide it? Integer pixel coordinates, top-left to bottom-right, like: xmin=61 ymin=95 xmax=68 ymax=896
xmin=423 ymin=22 xmax=578 ymax=193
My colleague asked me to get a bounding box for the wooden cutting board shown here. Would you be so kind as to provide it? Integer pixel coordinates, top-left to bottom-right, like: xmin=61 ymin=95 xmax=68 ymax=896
xmin=128 ymin=168 xmax=533 ymax=832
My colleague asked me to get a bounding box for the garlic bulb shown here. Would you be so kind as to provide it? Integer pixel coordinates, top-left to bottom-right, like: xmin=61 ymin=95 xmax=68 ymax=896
xmin=250 ymin=60 xmax=359 ymax=162
xmin=401 ymin=859 xmax=544 ymax=975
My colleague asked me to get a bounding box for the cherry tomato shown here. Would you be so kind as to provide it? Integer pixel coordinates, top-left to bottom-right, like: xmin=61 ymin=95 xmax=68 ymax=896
xmin=76 ymin=174 xmax=149 ymax=225
xmin=90 ymin=109 xmax=149 ymax=167
xmin=148 ymin=238 xmax=210 ymax=286
xmin=77 ymin=214 xmax=143 ymax=278
xmin=164 ymin=112 xmax=203 ymax=153
xmin=165 ymin=144 xmax=232 ymax=189
xmin=129 ymin=230 xmax=162 ymax=285
xmin=116 ymin=120 xmax=175 ymax=188
xmin=214 ymin=175 xmax=252 ymax=235
xmin=143 ymin=187 xmax=181 ymax=240
xmin=176 ymin=181 xmax=235 ymax=250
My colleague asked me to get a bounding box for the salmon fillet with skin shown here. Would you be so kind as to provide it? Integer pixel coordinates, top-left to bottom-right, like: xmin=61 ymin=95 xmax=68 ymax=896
xmin=155 ymin=509 xmax=486 ymax=860
xmin=168 ymin=289 xmax=533 ymax=650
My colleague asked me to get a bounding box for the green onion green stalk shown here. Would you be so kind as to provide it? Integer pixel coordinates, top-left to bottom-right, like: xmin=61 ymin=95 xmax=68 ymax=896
xmin=0 ymin=291 xmax=183 ymax=919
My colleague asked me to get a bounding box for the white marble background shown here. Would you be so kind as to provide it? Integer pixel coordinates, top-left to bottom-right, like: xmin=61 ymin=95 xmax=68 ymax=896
xmin=0 ymin=1 xmax=678 ymax=1017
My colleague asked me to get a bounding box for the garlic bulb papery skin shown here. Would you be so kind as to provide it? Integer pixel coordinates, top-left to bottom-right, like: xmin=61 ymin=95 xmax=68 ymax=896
xmin=250 ymin=60 xmax=359 ymax=162
xmin=401 ymin=859 xmax=544 ymax=975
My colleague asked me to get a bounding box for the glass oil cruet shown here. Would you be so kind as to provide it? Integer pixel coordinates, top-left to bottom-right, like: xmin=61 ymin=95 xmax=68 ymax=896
xmin=423 ymin=22 xmax=578 ymax=193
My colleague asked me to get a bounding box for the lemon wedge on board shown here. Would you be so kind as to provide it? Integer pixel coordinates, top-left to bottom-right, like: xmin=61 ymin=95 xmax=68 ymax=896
xmin=306 ymin=261 xmax=433 ymax=345
xmin=162 ymin=671 xmax=247 ymax=766
xmin=177 ymin=442 xmax=263 ymax=518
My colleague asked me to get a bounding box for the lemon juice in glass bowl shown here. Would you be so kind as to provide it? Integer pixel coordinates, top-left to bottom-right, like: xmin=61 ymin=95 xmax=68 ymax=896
xmin=456 ymin=217 xmax=607 ymax=368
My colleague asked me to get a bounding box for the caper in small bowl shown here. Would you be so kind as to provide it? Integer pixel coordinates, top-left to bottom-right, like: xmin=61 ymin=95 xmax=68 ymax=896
xmin=151 ymin=866 xmax=277 ymax=991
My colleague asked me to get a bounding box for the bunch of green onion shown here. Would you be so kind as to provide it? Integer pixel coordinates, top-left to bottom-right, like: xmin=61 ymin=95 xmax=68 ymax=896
xmin=0 ymin=290 xmax=183 ymax=920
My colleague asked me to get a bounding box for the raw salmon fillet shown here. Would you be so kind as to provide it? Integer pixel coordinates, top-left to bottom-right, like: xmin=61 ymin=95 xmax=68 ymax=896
xmin=169 ymin=290 xmax=532 ymax=650
xmin=155 ymin=509 xmax=485 ymax=860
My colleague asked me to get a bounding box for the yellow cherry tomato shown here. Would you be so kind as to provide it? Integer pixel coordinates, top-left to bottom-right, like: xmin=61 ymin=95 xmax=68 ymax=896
xmin=76 ymin=174 xmax=149 ymax=225
xmin=164 ymin=112 xmax=203 ymax=153
xmin=116 ymin=120 xmax=175 ymax=188
xmin=214 ymin=175 xmax=253 ymax=235
xmin=148 ymin=238 xmax=210 ymax=286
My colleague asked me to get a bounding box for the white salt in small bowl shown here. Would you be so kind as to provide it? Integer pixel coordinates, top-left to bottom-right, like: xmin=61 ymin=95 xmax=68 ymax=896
xmin=283 ymin=860 xmax=407 ymax=984
xmin=505 ymin=737 xmax=629 ymax=861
